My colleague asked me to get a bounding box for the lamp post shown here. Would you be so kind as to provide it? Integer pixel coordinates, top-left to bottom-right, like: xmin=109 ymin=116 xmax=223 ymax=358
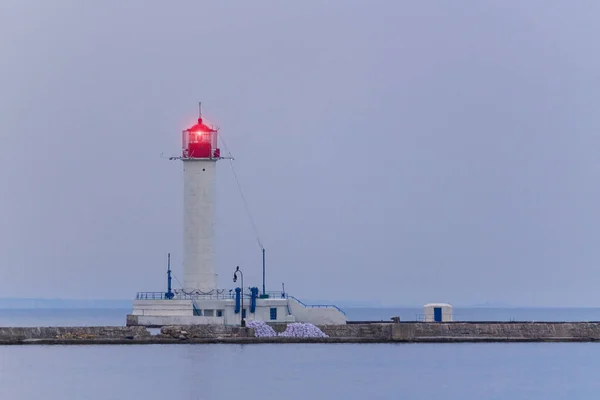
xmin=262 ymin=248 xmax=266 ymax=297
xmin=233 ymin=266 xmax=245 ymax=327
xmin=165 ymin=253 xmax=174 ymax=299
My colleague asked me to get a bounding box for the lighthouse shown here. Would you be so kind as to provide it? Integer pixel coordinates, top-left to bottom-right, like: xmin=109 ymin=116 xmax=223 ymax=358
xmin=177 ymin=106 xmax=221 ymax=294
xmin=128 ymin=104 xmax=347 ymax=327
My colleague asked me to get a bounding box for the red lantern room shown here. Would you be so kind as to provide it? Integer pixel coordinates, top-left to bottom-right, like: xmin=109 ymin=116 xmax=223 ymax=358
xmin=182 ymin=117 xmax=221 ymax=159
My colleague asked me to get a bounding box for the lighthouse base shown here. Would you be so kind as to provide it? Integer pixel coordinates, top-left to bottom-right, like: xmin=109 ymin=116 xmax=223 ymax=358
xmin=127 ymin=295 xmax=347 ymax=327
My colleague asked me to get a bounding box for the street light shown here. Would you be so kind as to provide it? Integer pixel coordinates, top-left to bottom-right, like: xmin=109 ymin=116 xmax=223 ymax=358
xmin=233 ymin=266 xmax=245 ymax=327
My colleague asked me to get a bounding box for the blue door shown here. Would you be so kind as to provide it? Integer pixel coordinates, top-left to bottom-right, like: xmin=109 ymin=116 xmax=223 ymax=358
xmin=434 ymin=307 xmax=442 ymax=322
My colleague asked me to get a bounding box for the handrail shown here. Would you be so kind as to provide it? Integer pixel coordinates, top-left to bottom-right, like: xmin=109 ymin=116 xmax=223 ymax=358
xmin=288 ymin=296 xmax=346 ymax=316
xmin=135 ymin=291 xmax=346 ymax=316
xmin=262 ymin=291 xmax=288 ymax=298
xmin=135 ymin=292 xmax=234 ymax=301
xmin=136 ymin=291 xmax=281 ymax=301
xmin=192 ymin=299 xmax=201 ymax=316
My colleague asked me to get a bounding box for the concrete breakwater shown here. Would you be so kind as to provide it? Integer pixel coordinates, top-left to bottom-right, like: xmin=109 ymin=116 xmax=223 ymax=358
xmin=326 ymin=322 xmax=600 ymax=342
xmin=2 ymin=322 xmax=600 ymax=345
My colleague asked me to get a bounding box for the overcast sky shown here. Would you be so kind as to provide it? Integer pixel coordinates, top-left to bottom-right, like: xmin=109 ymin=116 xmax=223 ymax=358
xmin=1 ymin=0 xmax=599 ymax=307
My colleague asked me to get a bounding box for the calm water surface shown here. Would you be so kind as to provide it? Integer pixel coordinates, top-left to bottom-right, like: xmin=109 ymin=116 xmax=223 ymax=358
xmin=1 ymin=343 xmax=599 ymax=399
xmin=1 ymin=309 xmax=600 ymax=399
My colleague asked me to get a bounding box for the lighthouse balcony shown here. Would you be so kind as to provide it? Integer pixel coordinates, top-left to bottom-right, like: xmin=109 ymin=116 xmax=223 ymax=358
xmin=181 ymin=147 xmax=221 ymax=160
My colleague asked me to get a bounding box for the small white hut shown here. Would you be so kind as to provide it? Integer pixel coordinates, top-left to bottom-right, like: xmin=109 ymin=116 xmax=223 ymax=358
xmin=423 ymin=303 xmax=453 ymax=322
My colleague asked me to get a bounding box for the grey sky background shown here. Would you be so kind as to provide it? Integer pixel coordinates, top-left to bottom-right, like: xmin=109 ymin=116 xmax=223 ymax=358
xmin=1 ymin=1 xmax=599 ymax=306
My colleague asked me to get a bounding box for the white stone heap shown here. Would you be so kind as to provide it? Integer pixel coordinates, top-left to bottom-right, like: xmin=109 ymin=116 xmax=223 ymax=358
xmin=247 ymin=321 xmax=278 ymax=337
xmin=279 ymin=323 xmax=329 ymax=338
xmin=247 ymin=321 xmax=329 ymax=338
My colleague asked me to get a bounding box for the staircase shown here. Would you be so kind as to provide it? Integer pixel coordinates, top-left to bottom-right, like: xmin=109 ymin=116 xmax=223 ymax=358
xmin=192 ymin=300 xmax=201 ymax=316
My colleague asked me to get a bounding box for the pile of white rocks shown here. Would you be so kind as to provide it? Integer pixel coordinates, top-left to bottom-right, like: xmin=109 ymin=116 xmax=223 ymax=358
xmin=246 ymin=320 xmax=277 ymax=337
xmin=246 ymin=321 xmax=328 ymax=338
xmin=279 ymin=323 xmax=329 ymax=338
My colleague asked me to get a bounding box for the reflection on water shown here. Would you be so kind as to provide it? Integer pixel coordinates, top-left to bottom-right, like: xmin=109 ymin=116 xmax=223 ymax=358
xmin=0 ymin=342 xmax=599 ymax=399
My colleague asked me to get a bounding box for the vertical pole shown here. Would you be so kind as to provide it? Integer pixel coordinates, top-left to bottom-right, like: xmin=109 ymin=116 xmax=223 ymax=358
xmin=166 ymin=253 xmax=173 ymax=299
xmin=262 ymin=248 xmax=266 ymax=296
xmin=241 ymin=271 xmax=245 ymax=327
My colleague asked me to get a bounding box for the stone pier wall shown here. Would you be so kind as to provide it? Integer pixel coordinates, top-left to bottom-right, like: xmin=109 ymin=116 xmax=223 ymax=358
xmin=1 ymin=322 xmax=600 ymax=344
xmin=0 ymin=326 xmax=150 ymax=342
xmin=320 ymin=324 xmax=393 ymax=339
xmin=320 ymin=322 xmax=600 ymax=342
xmin=160 ymin=325 xmax=252 ymax=339
xmin=391 ymin=322 xmax=600 ymax=341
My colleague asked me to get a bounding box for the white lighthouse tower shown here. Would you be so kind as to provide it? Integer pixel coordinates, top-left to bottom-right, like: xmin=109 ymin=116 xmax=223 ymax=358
xmin=127 ymin=104 xmax=347 ymax=327
xmin=178 ymin=105 xmax=221 ymax=294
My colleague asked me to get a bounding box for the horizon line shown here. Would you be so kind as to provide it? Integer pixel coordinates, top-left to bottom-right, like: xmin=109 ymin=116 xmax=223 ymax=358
xmin=0 ymin=297 xmax=599 ymax=309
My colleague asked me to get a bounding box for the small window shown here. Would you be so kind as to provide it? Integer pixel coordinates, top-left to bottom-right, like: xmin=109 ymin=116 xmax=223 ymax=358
xmin=242 ymin=309 xmax=247 ymax=319
xmin=204 ymin=309 xmax=214 ymax=317
xmin=217 ymin=310 xmax=223 ymax=317
xmin=270 ymin=307 xmax=277 ymax=320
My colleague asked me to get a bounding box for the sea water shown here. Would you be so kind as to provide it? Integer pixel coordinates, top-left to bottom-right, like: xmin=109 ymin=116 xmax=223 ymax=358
xmin=1 ymin=342 xmax=599 ymax=399
xmin=1 ymin=308 xmax=600 ymax=399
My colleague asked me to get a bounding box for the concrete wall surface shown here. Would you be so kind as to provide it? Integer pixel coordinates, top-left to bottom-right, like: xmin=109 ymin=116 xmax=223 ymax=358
xmin=0 ymin=326 xmax=150 ymax=341
xmin=320 ymin=324 xmax=392 ymax=339
xmin=193 ymin=298 xmax=290 ymax=325
xmin=131 ymin=300 xmax=194 ymax=316
xmin=320 ymin=322 xmax=600 ymax=342
xmin=392 ymin=322 xmax=600 ymax=341
xmin=423 ymin=304 xmax=453 ymax=322
xmin=4 ymin=322 xmax=600 ymax=344
xmin=288 ymin=297 xmax=347 ymax=325
xmin=183 ymin=160 xmax=218 ymax=292
xmin=127 ymin=314 xmax=223 ymax=327
xmin=129 ymin=298 xmax=294 ymax=326
xmin=240 ymin=298 xmax=290 ymax=325
xmin=161 ymin=325 xmax=252 ymax=339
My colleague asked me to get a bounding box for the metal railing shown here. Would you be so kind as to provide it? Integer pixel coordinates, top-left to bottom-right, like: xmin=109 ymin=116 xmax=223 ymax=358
xmin=288 ymin=296 xmax=347 ymax=316
xmin=136 ymin=292 xmax=170 ymax=300
xmin=413 ymin=313 xmax=517 ymax=323
xmin=135 ymin=292 xmax=233 ymax=301
xmin=261 ymin=291 xmax=288 ymax=299
xmin=135 ymin=291 xmax=284 ymax=301
xmin=135 ymin=291 xmax=346 ymax=316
